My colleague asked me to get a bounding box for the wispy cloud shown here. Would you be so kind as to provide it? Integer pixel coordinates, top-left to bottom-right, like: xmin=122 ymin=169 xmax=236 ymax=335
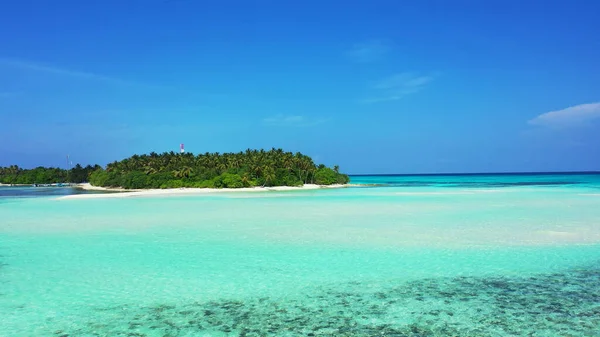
xmin=363 ymin=72 xmax=435 ymax=103
xmin=262 ymin=114 xmax=329 ymax=127
xmin=347 ymin=39 xmax=392 ymax=63
xmin=0 ymin=58 xmax=155 ymax=88
xmin=529 ymin=102 xmax=600 ymax=128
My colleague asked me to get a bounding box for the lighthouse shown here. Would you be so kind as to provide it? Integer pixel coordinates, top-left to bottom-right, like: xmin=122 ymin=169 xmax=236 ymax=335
xmin=180 ymin=143 xmax=185 ymax=154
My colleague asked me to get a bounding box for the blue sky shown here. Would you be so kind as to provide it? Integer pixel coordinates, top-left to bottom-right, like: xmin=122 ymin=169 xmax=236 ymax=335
xmin=1 ymin=0 xmax=599 ymax=174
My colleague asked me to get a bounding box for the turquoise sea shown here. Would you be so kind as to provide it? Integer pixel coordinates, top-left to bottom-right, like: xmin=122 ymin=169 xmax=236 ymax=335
xmin=1 ymin=173 xmax=600 ymax=336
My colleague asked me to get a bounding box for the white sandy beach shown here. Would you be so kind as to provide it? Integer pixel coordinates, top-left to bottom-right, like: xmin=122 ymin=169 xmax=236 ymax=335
xmin=58 ymin=183 xmax=348 ymax=200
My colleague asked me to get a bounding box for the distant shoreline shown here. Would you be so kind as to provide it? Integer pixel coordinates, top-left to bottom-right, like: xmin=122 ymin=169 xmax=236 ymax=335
xmin=0 ymin=183 xmax=32 ymax=187
xmin=350 ymin=171 xmax=600 ymax=177
xmin=0 ymin=183 xmax=76 ymax=187
xmin=57 ymin=183 xmax=350 ymax=200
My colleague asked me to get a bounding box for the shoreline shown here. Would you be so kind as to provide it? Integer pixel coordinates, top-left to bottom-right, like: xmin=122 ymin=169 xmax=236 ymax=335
xmin=59 ymin=183 xmax=351 ymax=199
xmin=0 ymin=183 xmax=76 ymax=187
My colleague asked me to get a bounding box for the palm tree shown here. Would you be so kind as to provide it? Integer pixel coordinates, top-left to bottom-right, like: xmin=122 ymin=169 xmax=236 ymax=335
xmin=252 ymin=164 xmax=262 ymax=178
xmin=7 ymin=165 xmax=20 ymax=184
xmin=216 ymin=162 xmax=227 ymax=173
xmin=283 ymin=154 xmax=294 ymax=172
xmin=69 ymin=147 xmax=346 ymax=189
xmin=173 ymin=166 xmax=193 ymax=178
xmin=262 ymin=166 xmax=276 ymax=187
xmin=144 ymin=166 xmax=157 ymax=175
xmin=227 ymin=156 xmax=241 ymax=169
xmin=241 ymin=173 xmax=252 ymax=187
xmin=180 ymin=166 xmax=193 ymax=178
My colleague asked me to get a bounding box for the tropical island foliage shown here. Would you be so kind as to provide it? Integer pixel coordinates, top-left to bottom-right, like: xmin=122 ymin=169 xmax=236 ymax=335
xmin=0 ymin=149 xmax=349 ymax=189
xmin=0 ymin=164 xmax=100 ymax=185
xmin=89 ymin=149 xmax=349 ymax=189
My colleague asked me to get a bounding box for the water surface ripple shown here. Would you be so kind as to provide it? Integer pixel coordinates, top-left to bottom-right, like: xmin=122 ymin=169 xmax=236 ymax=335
xmin=1 ymin=173 xmax=600 ymax=336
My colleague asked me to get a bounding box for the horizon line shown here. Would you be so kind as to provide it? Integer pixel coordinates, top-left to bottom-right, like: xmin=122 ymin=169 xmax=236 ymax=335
xmin=349 ymin=170 xmax=600 ymax=176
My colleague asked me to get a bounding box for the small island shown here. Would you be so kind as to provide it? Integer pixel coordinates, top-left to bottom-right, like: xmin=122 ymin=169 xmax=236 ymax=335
xmin=0 ymin=164 xmax=99 ymax=185
xmin=1 ymin=148 xmax=349 ymax=190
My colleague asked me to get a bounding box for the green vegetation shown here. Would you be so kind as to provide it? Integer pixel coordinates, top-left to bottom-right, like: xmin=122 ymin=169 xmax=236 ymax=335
xmin=0 ymin=149 xmax=349 ymax=189
xmin=89 ymin=148 xmax=349 ymax=189
xmin=0 ymin=164 xmax=100 ymax=185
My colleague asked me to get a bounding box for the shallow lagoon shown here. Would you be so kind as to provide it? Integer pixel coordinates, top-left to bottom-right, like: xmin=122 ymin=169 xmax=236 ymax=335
xmin=1 ymin=174 xmax=600 ymax=336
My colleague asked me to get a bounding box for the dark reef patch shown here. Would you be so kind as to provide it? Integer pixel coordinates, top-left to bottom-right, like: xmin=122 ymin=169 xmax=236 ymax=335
xmin=58 ymin=267 xmax=600 ymax=337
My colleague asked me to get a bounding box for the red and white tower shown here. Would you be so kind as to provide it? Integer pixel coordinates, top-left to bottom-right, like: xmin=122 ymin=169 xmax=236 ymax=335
xmin=180 ymin=143 xmax=185 ymax=153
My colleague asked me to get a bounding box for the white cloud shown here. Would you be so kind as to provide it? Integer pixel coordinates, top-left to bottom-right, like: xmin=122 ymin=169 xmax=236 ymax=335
xmin=347 ymin=39 xmax=392 ymax=63
xmin=364 ymin=72 xmax=435 ymax=103
xmin=0 ymin=58 xmax=157 ymax=88
xmin=529 ymin=102 xmax=600 ymax=128
xmin=262 ymin=114 xmax=329 ymax=127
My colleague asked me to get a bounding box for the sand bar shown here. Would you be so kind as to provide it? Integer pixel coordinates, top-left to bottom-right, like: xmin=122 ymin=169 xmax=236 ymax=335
xmin=57 ymin=183 xmax=349 ymax=200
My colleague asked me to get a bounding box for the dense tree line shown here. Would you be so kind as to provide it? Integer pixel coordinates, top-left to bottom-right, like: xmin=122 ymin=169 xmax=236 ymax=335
xmin=0 ymin=164 xmax=101 ymax=185
xmin=89 ymin=148 xmax=350 ymax=189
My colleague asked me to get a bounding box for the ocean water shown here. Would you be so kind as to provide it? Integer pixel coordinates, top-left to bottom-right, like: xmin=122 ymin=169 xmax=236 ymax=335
xmin=1 ymin=174 xmax=600 ymax=336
